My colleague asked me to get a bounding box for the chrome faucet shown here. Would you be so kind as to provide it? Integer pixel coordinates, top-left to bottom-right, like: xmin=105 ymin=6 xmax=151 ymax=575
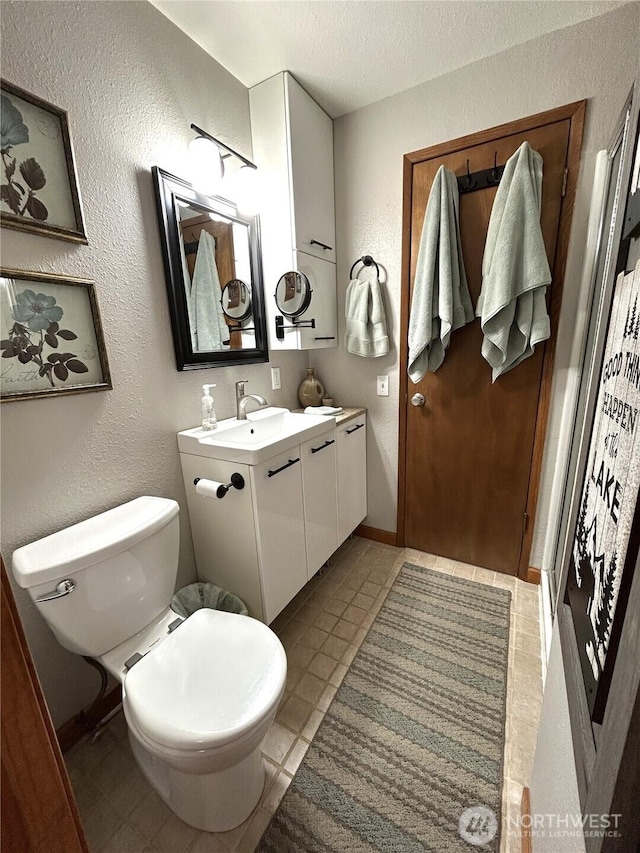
xmin=235 ymin=380 xmax=268 ymax=420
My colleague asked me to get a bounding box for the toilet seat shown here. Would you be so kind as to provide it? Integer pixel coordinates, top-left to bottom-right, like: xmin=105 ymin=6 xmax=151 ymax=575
xmin=123 ymin=608 xmax=286 ymax=755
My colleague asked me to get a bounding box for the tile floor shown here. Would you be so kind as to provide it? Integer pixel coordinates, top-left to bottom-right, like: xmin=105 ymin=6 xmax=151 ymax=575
xmin=65 ymin=536 xmax=543 ymax=853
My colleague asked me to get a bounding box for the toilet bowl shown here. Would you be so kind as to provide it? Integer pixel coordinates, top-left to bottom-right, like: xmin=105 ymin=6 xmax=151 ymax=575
xmin=12 ymin=496 xmax=287 ymax=832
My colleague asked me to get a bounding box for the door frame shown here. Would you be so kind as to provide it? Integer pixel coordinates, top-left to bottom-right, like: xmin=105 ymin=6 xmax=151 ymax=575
xmin=396 ymin=101 xmax=586 ymax=580
xmin=1 ymin=560 xmax=89 ymax=851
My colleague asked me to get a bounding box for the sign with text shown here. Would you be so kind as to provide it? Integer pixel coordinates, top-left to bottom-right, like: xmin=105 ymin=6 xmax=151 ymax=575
xmin=567 ymin=261 xmax=640 ymax=719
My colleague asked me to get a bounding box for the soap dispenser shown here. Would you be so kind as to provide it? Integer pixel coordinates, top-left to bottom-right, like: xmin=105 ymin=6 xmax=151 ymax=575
xmin=201 ymin=384 xmax=217 ymax=431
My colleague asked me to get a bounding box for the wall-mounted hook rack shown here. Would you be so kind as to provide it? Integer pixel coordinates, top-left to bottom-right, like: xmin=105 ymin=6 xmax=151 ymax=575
xmin=457 ymin=152 xmax=504 ymax=195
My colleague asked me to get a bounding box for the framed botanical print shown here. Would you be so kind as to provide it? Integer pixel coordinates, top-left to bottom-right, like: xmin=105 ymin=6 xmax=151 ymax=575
xmin=0 ymin=269 xmax=111 ymax=401
xmin=1 ymin=80 xmax=87 ymax=243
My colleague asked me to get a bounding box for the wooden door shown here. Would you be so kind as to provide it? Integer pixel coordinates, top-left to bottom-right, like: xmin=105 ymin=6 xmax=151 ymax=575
xmin=399 ymin=103 xmax=585 ymax=577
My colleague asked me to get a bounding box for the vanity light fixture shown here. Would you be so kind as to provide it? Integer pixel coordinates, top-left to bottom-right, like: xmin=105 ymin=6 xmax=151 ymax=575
xmin=189 ymin=124 xmax=257 ymax=197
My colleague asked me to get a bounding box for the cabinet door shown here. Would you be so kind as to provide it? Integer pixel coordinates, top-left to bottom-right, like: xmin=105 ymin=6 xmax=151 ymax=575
xmin=286 ymin=74 xmax=336 ymax=263
xmin=301 ymin=429 xmax=338 ymax=577
xmin=294 ymin=251 xmax=337 ymax=349
xmin=337 ymin=416 xmax=368 ymax=544
xmin=251 ymin=447 xmax=307 ymax=623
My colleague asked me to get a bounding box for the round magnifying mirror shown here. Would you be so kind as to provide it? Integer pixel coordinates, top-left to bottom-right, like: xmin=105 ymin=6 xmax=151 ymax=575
xmin=221 ymin=279 xmax=252 ymax=322
xmin=275 ymin=271 xmax=312 ymax=318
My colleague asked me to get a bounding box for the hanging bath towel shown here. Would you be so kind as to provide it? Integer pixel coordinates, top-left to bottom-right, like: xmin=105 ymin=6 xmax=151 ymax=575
xmin=191 ymin=230 xmax=229 ymax=351
xmin=345 ymin=276 xmax=390 ymax=357
xmin=407 ymin=165 xmax=473 ymax=382
xmin=476 ymin=141 xmax=552 ymax=381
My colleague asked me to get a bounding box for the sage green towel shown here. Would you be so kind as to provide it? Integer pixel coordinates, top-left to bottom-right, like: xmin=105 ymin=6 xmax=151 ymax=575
xmin=476 ymin=141 xmax=551 ymax=381
xmin=191 ymin=230 xmax=229 ymax=352
xmin=345 ymin=276 xmax=390 ymax=357
xmin=408 ymin=165 xmax=473 ymax=381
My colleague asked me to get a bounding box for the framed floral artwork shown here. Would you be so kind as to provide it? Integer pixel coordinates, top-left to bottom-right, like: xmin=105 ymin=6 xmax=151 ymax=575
xmin=1 ymin=80 xmax=87 ymax=243
xmin=0 ymin=269 xmax=111 ymax=401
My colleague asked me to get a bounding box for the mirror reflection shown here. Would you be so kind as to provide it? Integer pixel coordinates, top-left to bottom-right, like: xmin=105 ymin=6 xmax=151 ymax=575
xmin=275 ymin=270 xmax=312 ymax=317
xmin=177 ymin=202 xmax=254 ymax=351
xmin=221 ymin=279 xmax=252 ymax=322
xmin=152 ymin=167 xmax=268 ymax=370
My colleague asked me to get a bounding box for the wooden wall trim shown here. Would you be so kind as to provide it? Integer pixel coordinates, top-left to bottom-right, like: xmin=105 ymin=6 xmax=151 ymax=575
xmin=396 ymin=151 xmax=415 ymax=549
xmin=355 ymin=524 xmax=398 ymax=547
xmin=526 ymin=566 xmax=542 ymax=586
xmin=521 ymin=787 xmax=533 ymax=853
xmin=1 ymin=562 xmax=89 ymax=852
xmin=404 ymin=101 xmax=587 ymax=165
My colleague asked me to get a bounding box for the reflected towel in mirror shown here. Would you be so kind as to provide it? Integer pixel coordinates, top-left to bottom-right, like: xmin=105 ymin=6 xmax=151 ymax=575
xmin=191 ymin=230 xmax=229 ymax=351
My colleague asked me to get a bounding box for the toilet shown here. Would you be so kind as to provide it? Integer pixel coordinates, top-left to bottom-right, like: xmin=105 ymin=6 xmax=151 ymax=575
xmin=12 ymin=496 xmax=287 ymax=832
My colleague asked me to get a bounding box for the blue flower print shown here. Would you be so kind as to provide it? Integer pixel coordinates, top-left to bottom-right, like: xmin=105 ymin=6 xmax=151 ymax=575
xmin=12 ymin=289 xmax=64 ymax=331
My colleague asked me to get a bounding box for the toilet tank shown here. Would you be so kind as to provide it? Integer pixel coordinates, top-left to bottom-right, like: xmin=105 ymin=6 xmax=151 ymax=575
xmin=12 ymin=496 xmax=180 ymax=658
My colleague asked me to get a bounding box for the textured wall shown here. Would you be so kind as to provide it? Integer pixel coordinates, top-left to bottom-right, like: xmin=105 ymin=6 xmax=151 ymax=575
xmin=0 ymin=0 xmax=307 ymax=726
xmin=530 ymin=626 xmax=586 ymax=852
xmin=312 ymin=5 xmax=640 ymax=563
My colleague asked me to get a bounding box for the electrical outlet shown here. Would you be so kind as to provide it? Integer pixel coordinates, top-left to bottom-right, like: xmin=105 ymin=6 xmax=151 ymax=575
xmin=377 ymin=375 xmax=389 ymax=396
xmin=271 ymin=367 xmax=282 ymax=390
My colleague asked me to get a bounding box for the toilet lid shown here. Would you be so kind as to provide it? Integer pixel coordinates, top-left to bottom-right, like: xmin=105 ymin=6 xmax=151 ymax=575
xmin=123 ymin=608 xmax=286 ymax=752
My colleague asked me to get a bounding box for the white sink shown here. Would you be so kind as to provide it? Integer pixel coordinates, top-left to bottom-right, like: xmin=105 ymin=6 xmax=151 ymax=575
xmin=177 ymin=407 xmax=336 ymax=465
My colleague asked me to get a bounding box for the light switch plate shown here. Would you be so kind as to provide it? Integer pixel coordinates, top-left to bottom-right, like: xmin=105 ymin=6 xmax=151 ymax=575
xmin=271 ymin=367 xmax=282 ymax=390
xmin=377 ymin=375 xmax=389 ymax=396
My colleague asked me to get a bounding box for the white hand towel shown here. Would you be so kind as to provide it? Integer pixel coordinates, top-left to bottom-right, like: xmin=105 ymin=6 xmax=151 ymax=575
xmin=190 ymin=230 xmax=229 ymax=351
xmin=304 ymin=406 xmax=343 ymax=416
xmin=477 ymin=141 xmax=552 ymax=381
xmin=407 ymin=165 xmax=474 ymax=381
xmin=345 ymin=277 xmax=390 ymax=357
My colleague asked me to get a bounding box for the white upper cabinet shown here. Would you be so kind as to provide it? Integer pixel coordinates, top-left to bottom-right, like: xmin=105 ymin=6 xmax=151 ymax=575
xmin=286 ymin=76 xmax=336 ymax=263
xmin=294 ymin=251 xmax=337 ymax=348
xmin=250 ymin=72 xmax=337 ymax=350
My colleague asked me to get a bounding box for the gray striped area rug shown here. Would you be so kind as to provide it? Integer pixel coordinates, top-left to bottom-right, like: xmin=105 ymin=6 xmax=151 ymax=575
xmin=257 ymin=562 xmax=511 ymax=852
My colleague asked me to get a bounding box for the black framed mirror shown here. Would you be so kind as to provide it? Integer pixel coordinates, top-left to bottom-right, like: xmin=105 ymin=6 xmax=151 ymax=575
xmin=152 ymin=167 xmax=268 ymax=370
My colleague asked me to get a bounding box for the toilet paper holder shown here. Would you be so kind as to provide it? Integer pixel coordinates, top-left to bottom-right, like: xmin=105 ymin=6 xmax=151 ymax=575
xmin=194 ymin=473 xmax=245 ymax=499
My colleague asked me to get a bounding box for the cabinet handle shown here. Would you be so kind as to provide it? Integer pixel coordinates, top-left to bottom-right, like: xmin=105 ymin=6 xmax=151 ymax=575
xmin=314 ymin=336 xmax=336 ymax=341
xmin=310 ymin=239 xmax=333 ymax=251
xmin=346 ymin=423 xmax=365 ymax=435
xmin=267 ymin=457 xmax=300 ymax=478
xmin=311 ymin=439 xmax=335 ymax=454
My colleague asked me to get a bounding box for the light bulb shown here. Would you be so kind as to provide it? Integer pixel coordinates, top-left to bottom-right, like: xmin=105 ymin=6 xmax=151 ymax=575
xmin=188 ymin=136 xmax=223 ymax=195
xmin=232 ymin=163 xmax=257 ymax=214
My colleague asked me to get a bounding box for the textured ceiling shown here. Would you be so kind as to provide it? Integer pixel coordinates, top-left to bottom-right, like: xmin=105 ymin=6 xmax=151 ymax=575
xmin=151 ymin=0 xmax=626 ymax=117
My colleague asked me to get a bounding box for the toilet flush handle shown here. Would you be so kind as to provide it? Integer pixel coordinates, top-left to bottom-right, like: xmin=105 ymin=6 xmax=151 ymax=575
xmin=35 ymin=579 xmax=75 ymax=602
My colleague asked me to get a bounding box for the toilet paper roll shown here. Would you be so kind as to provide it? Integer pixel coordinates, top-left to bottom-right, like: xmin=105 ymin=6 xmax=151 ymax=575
xmin=194 ymin=478 xmax=227 ymax=499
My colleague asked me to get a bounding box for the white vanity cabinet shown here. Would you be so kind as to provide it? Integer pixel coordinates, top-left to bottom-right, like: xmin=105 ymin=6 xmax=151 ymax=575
xmin=250 ymin=71 xmax=337 ymax=351
xmin=179 ymin=420 xmax=337 ymax=625
xmin=337 ymin=414 xmax=368 ymax=544
xmin=300 ymin=431 xmax=339 ymax=573
xmin=251 ymin=449 xmax=308 ymax=624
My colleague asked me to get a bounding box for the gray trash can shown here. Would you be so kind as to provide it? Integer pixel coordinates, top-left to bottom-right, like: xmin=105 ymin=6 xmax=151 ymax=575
xmin=171 ymin=582 xmax=248 ymax=618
